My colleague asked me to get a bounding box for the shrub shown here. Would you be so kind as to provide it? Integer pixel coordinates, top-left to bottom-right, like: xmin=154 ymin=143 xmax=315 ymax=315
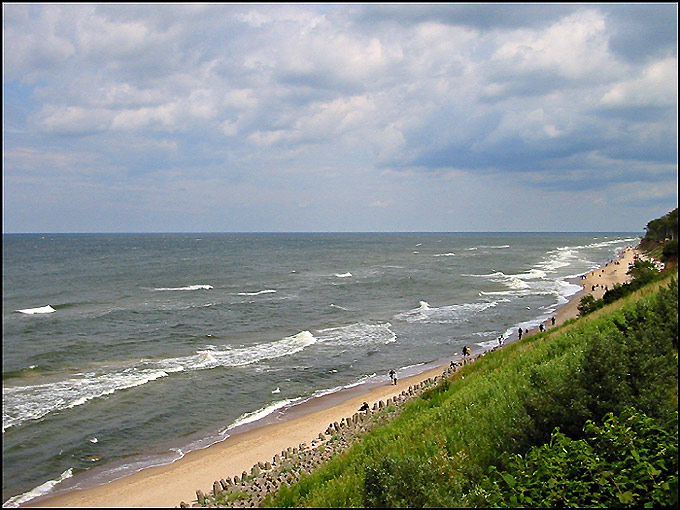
xmin=475 ymin=408 xmax=678 ymax=508
xmin=662 ymin=239 xmax=678 ymax=262
xmin=577 ymin=294 xmax=603 ymax=316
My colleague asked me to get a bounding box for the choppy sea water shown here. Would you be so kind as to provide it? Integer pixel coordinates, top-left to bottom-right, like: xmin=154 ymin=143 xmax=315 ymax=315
xmin=2 ymin=232 xmax=639 ymax=506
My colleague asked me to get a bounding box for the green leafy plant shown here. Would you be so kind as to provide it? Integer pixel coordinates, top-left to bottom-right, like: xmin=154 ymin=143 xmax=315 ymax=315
xmin=475 ymin=408 xmax=678 ymax=508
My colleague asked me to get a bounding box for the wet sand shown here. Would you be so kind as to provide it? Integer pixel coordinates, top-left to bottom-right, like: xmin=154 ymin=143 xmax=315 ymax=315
xmin=28 ymin=246 xmax=639 ymax=508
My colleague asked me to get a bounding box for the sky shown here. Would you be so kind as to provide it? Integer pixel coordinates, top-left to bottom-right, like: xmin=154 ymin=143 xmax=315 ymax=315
xmin=2 ymin=3 xmax=678 ymax=233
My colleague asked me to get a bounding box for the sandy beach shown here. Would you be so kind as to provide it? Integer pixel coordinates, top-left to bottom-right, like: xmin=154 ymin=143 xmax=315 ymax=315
xmin=28 ymin=246 xmax=640 ymax=508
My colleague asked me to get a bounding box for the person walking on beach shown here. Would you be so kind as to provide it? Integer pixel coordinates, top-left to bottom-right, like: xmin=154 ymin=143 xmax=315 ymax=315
xmin=463 ymin=345 xmax=471 ymax=358
xmin=389 ymin=369 xmax=397 ymax=385
xmin=551 ymin=316 xmax=556 ymax=327
xmin=518 ymin=327 xmax=523 ymax=340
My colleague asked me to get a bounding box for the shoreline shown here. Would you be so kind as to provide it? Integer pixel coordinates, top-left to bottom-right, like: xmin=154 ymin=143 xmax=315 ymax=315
xmin=26 ymin=246 xmax=639 ymax=508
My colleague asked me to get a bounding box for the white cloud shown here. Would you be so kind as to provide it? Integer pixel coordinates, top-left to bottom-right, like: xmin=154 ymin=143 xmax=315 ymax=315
xmin=600 ymin=56 xmax=678 ymax=107
xmin=490 ymin=10 xmax=618 ymax=82
xmin=2 ymin=3 xmax=677 ymax=232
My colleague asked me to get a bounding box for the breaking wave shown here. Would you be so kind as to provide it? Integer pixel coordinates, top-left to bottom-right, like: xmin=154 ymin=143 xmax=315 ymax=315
xmin=15 ymin=305 xmax=56 ymax=315
xmin=316 ymin=322 xmax=396 ymax=346
xmin=152 ymin=284 xmax=213 ymax=291
xmin=2 ymin=468 xmax=73 ymax=508
xmin=394 ymin=300 xmax=502 ymax=324
xmin=237 ymin=289 xmax=277 ymax=296
xmin=2 ymin=331 xmax=317 ymax=433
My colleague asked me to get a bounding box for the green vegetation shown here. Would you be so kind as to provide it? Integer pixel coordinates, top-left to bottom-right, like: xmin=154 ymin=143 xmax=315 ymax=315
xmin=641 ymin=208 xmax=678 ymax=266
xmin=644 ymin=208 xmax=678 ymax=245
xmin=578 ymin=259 xmax=664 ymax=317
xmin=263 ymin=274 xmax=678 ymax=508
xmin=475 ymin=408 xmax=678 ymax=508
xmin=579 ymin=206 xmax=678 ymax=317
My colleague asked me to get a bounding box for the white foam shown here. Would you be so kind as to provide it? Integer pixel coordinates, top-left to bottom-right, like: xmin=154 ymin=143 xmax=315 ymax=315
xmin=394 ymin=299 xmax=502 ymax=324
xmin=237 ymin=289 xmax=277 ymax=296
xmin=226 ymin=399 xmax=296 ymax=431
xmin=2 ymin=368 xmax=170 ymax=433
xmin=433 ymin=252 xmax=456 ymax=257
xmin=316 ymin=322 xmax=396 ymax=346
xmin=468 ymin=245 xmax=510 ymax=250
xmin=2 ymin=468 xmax=73 ymax=508
xmin=161 ymin=331 xmax=318 ymax=373
xmin=153 ymin=284 xmax=213 ymax=291
xmin=309 ymin=372 xmax=380 ymax=400
xmin=335 ymin=272 xmax=352 ymax=278
xmin=3 ymin=331 xmax=318 ymax=432
xmin=15 ymin=305 xmax=56 ymax=315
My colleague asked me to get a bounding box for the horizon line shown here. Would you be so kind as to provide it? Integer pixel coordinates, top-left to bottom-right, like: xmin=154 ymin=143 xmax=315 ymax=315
xmin=2 ymin=230 xmax=644 ymax=235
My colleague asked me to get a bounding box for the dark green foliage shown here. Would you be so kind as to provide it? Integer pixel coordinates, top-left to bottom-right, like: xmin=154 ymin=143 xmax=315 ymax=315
xmin=662 ymin=238 xmax=678 ymax=261
xmin=529 ymin=278 xmax=678 ymax=445
xmin=627 ymin=259 xmax=660 ymax=286
xmin=583 ymin=279 xmax=678 ymax=421
xmin=601 ymin=282 xmax=628 ymax=304
xmin=577 ymin=293 xmax=604 ymax=315
xmin=363 ymin=456 xmax=429 ymax=508
xmin=475 ymin=408 xmax=678 ymax=508
xmin=645 ymin=208 xmax=678 ymax=244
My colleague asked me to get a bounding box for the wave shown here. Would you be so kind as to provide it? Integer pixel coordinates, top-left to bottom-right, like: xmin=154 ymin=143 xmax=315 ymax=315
xmin=335 ymin=272 xmax=352 ymax=278
xmin=465 ymin=271 xmax=532 ymax=291
xmin=316 ymin=322 xmax=396 ymax=346
xmin=433 ymin=252 xmax=456 ymax=257
xmin=2 ymin=331 xmax=317 ymax=433
xmin=394 ymin=299 xmax=502 ymax=324
xmin=309 ymin=373 xmax=380 ymax=400
xmin=14 ymin=305 xmax=56 ymax=315
xmin=224 ymin=398 xmax=297 ymax=432
xmin=467 ymin=245 xmax=510 ymax=251
xmin=535 ymin=237 xmax=638 ymax=275
xmin=2 ymin=367 xmax=170 ymax=433
xmin=237 ymin=289 xmax=276 ymax=296
xmin=2 ymin=468 xmax=73 ymax=508
xmin=152 ymin=284 xmax=213 ymax=291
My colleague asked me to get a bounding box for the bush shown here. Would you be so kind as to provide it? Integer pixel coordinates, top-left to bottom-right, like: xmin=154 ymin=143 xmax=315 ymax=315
xmin=662 ymin=239 xmax=678 ymax=262
xmin=577 ymin=294 xmax=603 ymax=316
xmin=475 ymin=408 xmax=678 ymax=508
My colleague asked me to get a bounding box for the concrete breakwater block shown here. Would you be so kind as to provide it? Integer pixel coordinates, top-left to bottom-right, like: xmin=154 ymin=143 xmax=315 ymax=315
xmin=192 ymin=369 xmax=461 ymax=507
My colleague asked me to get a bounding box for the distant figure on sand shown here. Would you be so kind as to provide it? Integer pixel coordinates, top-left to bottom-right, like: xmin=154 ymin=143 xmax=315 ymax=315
xmin=497 ymin=336 xmax=504 ymax=346
xmin=539 ymin=324 xmax=545 ymax=332
xmin=463 ymin=345 xmax=471 ymax=358
xmin=518 ymin=327 xmax=523 ymax=340
xmin=389 ymin=369 xmax=397 ymax=385
xmin=551 ymin=316 xmax=556 ymax=327
xmin=359 ymin=402 xmax=369 ymax=412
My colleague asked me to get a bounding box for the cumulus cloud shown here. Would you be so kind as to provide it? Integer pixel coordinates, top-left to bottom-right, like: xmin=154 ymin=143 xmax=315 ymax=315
xmin=2 ymin=3 xmax=677 ymax=232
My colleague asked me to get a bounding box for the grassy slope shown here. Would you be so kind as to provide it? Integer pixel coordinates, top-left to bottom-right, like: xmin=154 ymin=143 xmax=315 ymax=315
xmin=264 ymin=272 xmax=678 ymax=508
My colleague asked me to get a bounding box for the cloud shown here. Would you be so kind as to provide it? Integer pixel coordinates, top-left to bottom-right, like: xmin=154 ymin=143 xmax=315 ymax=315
xmin=2 ymin=3 xmax=677 ymax=232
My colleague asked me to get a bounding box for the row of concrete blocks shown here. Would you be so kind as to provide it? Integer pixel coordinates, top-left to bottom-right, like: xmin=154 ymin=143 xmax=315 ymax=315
xmin=185 ymin=358 xmax=489 ymax=507
xmin=189 ymin=438 xmax=349 ymax=507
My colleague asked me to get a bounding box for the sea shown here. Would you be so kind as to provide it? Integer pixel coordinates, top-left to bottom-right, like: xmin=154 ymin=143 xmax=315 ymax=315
xmin=2 ymin=232 xmax=640 ymax=506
